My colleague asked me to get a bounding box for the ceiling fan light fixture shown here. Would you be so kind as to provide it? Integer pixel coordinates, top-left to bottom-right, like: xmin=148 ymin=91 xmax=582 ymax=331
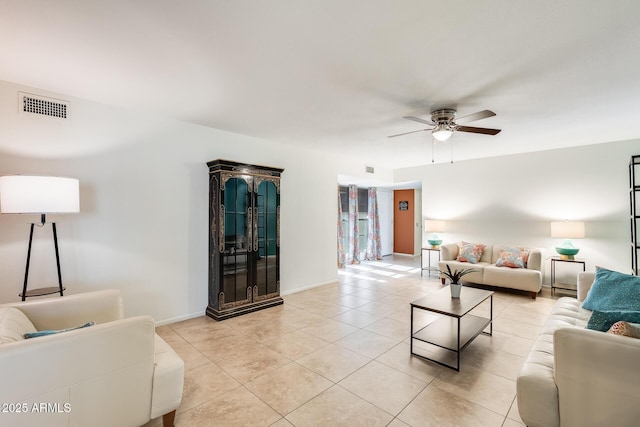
xmin=432 ymin=124 xmax=453 ymax=142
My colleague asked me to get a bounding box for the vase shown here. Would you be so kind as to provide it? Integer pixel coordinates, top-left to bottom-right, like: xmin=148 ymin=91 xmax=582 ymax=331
xmin=450 ymin=283 xmax=462 ymax=298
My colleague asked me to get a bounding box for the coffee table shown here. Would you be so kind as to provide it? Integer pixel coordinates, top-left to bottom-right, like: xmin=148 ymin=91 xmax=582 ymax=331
xmin=410 ymin=286 xmax=493 ymax=371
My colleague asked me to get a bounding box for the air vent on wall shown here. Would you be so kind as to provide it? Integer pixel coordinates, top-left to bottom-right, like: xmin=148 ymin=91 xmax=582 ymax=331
xmin=365 ymin=165 xmax=375 ymax=174
xmin=18 ymin=92 xmax=69 ymax=119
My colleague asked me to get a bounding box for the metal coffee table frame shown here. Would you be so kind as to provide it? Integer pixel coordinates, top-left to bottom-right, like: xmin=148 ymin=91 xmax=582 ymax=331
xmin=410 ymin=286 xmax=493 ymax=371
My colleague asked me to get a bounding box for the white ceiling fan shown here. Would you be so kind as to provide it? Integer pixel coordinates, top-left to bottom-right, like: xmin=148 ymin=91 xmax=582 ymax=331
xmin=389 ymin=108 xmax=501 ymax=142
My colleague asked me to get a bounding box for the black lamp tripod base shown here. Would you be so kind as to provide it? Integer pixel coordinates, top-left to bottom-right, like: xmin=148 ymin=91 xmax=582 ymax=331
xmin=19 ymin=213 xmax=66 ymax=301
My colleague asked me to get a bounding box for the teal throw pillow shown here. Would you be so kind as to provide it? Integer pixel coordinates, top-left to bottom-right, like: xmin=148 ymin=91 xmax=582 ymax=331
xmin=587 ymin=311 xmax=640 ymax=332
xmin=581 ymin=266 xmax=640 ymax=312
xmin=23 ymin=321 xmax=95 ymax=339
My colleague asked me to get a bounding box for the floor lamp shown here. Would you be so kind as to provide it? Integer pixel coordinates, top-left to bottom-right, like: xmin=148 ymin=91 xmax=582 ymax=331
xmin=0 ymin=175 xmax=80 ymax=301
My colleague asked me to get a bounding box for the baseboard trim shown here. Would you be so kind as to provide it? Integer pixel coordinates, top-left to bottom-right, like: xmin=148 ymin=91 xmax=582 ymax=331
xmin=281 ymin=279 xmax=338 ymax=296
xmin=391 ymin=252 xmax=419 ymax=257
xmin=155 ymin=311 xmax=205 ymax=327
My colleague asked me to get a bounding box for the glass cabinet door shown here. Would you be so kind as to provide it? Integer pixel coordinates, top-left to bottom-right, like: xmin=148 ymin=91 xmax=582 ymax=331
xmin=222 ymin=177 xmax=250 ymax=304
xmin=255 ymin=180 xmax=279 ymax=298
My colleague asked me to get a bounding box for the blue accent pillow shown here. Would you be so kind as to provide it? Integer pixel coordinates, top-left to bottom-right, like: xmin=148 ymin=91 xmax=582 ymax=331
xmin=23 ymin=321 xmax=95 ymax=339
xmin=581 ymin=267 xmax=640 ymax=312
xmin=587 ymin=311 xmax=640 ymax=332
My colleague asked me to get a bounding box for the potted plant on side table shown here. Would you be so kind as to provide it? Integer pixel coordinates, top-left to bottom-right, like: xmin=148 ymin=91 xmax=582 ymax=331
xmin=439 ymin=265 xmax=477 ymax=298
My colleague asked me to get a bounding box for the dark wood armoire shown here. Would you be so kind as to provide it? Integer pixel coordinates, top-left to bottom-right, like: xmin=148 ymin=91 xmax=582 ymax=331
xmin=206 ymin=159 xmax=283 ymax=320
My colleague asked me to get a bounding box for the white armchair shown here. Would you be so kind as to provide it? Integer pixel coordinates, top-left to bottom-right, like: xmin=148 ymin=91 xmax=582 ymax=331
xmin=0 ymin=290 xmax=184 ymax=427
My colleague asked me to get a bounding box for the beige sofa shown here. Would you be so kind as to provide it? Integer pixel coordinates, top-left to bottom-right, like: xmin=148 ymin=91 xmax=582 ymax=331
xmin=0 ymin=290 xmax=184 ymax=427
xmin=438 ymin=243 xmax=545 ymax=299
xmin=517 ymin=272 xmax=640 ymax=427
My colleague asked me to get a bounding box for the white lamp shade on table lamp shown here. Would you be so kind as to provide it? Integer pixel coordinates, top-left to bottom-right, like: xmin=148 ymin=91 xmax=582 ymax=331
xmin=425 ymin=220 xmax=445 ymax=233
xmin=425 ymin=220 xmax=445 ymax=248
xmin=551 ymin=221 xmax=585 ymax=260
xmin=0 ymin=175 xmax=79 ymax=214
xmin=551 ymin=221 xmax=585 ymax=239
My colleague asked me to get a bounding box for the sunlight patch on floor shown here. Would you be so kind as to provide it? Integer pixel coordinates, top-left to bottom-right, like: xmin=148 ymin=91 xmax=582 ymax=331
xmin=371 ymin=269 xmax=397 ymax=277
xmin=337 ymin=270 xmax=354 ymax=276
xmin=386 ymin=265 xmax=415 ymax=272
xmin=340 ymin=257 xmax=421 ymax=282
xmin=349 ymin=265 xmax=374 ymax=271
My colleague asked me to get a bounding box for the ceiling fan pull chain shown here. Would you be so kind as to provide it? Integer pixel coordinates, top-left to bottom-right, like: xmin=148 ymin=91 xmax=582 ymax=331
xmin=432 ymin=138 xmax=435 ymax=163
xmin=450 ymin=141 xmax=454 ymax=164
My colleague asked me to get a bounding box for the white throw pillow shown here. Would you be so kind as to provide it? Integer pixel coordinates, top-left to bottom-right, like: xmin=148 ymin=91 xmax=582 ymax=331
xmin=0 ymin=307 xmax=37 ymax=343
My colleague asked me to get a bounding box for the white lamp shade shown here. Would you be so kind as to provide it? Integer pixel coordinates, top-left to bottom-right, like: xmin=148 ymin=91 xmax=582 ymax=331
xmin=0 ymin=176 xmax=80 ymax=214
xmin=550 ymin=221 xmax=585 ymax=239
xmin=425 ymin=220 xmax=445 ymax=232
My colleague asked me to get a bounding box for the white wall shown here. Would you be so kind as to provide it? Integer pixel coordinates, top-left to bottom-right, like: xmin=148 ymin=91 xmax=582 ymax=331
xmin=2 ymin=77 xmax=636 ymax=319
xmin=414 ymin=189 xmax=422 ymax=255
xmin=377 ymin=188 xmax=393 ymax=256
xmin=0 ymin=80 xmax=391 ymax=323
xmin=395 ymin=139 xmax=640 ymax=284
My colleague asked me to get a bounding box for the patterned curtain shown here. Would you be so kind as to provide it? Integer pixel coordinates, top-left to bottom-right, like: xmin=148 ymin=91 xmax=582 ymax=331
xmin=337 ymin=189 xmax=346 ymax=268
xmin=347 ymin=185 xmax=360 ymax=264
xmin=365 ymin=187 xmax=383 ymax=260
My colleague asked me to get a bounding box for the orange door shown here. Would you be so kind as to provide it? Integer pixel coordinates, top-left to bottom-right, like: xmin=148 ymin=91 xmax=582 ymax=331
xmin=393 ymin=189 xmax=414 ymax=254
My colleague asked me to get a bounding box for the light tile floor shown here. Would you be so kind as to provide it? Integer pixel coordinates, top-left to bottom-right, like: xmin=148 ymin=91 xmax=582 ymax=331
xmin=147 ymin=255 xmax=562 ymax=427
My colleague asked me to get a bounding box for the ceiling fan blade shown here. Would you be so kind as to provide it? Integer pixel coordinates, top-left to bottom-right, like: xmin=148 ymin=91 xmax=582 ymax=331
xmin=403 ymin=116 xmax=435 ymax=126
xmin=456 ymin=125 xmax=501 ymax=135
xmin=387 ymin=128 xmax=431 ymax=138
xmin=455 ymin=110 xmax=496 ymax=124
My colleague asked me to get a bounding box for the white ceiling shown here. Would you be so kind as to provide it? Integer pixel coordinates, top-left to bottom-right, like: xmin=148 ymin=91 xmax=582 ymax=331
xmin=2 ymin=0 xmax=640 ymax=168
